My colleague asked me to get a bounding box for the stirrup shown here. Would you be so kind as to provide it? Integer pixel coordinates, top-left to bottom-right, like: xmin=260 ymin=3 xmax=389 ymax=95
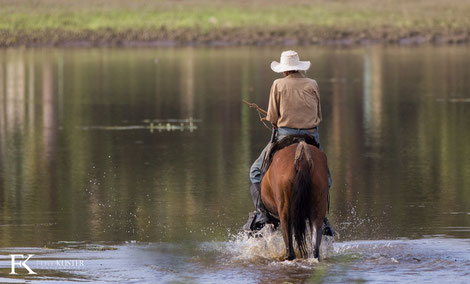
xmin=243 ymin=211 xmax=260 ymax=231
xmin=243 ymin=211 xmax=269 ymax=232
xmin=252 ymin=211 xmax=269 ymax=231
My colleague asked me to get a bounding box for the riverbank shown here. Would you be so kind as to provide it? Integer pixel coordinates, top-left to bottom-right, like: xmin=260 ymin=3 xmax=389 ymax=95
xmin=3 ymin=27 xmax=470 ymax=48
xmin=1 ymin=0 xmax=470 ymax=47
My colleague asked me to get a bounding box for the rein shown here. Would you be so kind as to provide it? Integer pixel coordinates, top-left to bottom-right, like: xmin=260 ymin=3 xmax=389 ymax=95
xmin=242 ymin=100 xmax=273 ymax=131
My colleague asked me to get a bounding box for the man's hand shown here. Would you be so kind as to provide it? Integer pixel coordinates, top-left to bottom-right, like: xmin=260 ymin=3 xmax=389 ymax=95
xmin=260 ymin=117 xmax=268 ymax=122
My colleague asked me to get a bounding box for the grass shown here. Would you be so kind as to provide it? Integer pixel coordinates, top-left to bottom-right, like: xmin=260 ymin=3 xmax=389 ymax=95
xmin=1 ymin=0 xmax=470 ymax=45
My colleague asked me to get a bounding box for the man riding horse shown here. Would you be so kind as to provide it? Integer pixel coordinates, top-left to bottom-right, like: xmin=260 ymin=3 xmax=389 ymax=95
xmin=244 ymin=50 xmax=334 ymax=236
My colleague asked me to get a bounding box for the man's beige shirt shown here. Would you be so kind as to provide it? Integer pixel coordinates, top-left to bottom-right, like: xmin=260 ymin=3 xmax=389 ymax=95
xmin=266 ymin=72 xmax=322 ymax=129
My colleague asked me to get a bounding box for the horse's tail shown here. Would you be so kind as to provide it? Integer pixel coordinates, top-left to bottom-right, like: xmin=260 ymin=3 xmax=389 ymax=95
xmin=291 ymin=141 xmax=314 ymax=258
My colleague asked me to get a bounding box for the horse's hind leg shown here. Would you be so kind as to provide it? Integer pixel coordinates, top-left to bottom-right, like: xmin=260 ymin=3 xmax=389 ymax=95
xmin=281 ymin=216 xmax=295 ymax=260
xmin=312 ymin=221 xmax=323 ymax=260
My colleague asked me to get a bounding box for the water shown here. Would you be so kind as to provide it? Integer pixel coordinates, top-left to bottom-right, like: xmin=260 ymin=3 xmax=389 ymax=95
xmin=0 ymin=46 xmax=469 ymax=282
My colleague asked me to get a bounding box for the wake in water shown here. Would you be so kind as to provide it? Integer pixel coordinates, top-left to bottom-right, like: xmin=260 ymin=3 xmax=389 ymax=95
xmin=204 ymin=232 xmax=470 ymax=282
xmin=224 ymin=225 xmax=335 ymax=262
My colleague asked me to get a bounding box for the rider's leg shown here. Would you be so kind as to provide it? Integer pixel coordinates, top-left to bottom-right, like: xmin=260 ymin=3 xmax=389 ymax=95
xmin=244 ymin=144 xmax=271 ymax=231
xmin=249 ymin=143 xmax=270 ymax=184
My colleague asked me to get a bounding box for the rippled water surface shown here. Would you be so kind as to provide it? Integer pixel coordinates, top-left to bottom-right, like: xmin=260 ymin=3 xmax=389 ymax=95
xmin=0 ymin=46 xmax=469 ymax=282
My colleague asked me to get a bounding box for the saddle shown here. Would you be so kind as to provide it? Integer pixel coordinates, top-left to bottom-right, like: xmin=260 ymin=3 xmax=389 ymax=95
xmin=259 ymin=134 xmax=320 ymax=183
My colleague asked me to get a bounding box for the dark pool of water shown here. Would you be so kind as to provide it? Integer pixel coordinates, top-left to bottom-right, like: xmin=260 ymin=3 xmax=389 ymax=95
xmin=0 ymin=46 xmax=469 ymax=282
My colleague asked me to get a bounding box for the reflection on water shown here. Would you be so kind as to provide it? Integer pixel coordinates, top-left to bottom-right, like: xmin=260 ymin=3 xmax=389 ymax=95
xmin=82 ymin=118 xmax=199 ymax=132
xmin=0 ymin=46 xmax=470 ymax=281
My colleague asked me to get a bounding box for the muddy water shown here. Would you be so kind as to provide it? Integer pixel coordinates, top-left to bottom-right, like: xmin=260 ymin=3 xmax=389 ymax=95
xmin=0 ymin=46 xmax=469 ymax=282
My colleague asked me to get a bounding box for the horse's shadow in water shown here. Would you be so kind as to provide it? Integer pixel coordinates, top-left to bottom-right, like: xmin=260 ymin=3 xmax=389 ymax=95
xmin=260 ymin=141 xmax=329 ymax=261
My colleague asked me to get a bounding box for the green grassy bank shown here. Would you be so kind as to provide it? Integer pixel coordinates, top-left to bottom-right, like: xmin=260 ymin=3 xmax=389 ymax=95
xmin=1 ymin=0 xmax=470 ymax=47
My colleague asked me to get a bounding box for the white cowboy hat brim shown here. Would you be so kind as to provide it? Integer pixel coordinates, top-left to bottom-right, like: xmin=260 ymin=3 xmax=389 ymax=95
xmin=270 ymin=60 xmax=311 ymax=73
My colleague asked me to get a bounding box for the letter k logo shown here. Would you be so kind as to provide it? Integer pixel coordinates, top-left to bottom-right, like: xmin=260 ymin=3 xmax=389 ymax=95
xmin=9 ymin=254 xmax=37 ymax=275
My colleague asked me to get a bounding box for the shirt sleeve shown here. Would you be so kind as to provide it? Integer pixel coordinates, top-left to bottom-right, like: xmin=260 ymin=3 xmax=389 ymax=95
xmin=266 ymin=80 xmax=279 ymax=124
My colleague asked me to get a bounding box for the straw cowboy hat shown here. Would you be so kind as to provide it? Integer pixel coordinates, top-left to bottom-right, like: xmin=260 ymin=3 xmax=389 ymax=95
xmin=270 ymin=50 xmax=311 ymax=73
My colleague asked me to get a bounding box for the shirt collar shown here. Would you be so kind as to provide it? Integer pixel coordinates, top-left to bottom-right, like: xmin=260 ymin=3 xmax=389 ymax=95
xmin=286 ymin=72 xmax=306 ymax=79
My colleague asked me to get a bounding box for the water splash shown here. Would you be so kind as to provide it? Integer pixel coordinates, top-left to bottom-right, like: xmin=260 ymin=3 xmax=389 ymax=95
xmin=224 ymin=225 xmax=334 ymax=262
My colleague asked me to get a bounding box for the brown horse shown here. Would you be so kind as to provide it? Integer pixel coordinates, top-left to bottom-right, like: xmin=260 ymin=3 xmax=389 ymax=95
xmin=261 ymin=141 xmax=329 ymax=260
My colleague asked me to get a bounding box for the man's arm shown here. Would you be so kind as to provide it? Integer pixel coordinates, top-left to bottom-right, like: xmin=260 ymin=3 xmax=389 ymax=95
xmin=314 ymin=80 xmax=322 ymax=122
xmin=266 ymin=81 xmax=280 ymax=125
